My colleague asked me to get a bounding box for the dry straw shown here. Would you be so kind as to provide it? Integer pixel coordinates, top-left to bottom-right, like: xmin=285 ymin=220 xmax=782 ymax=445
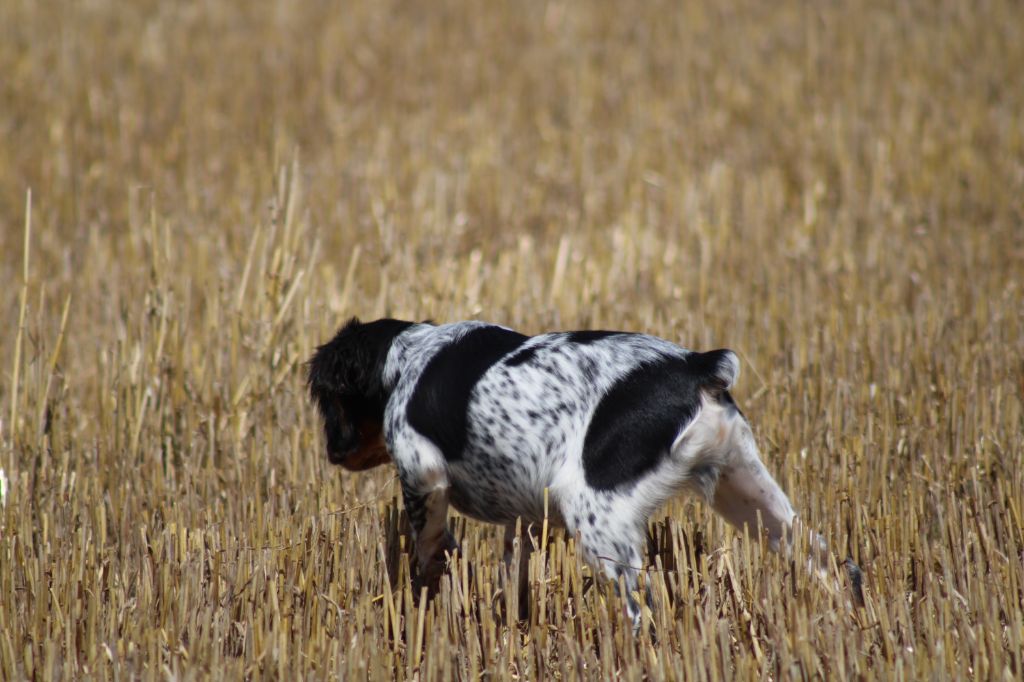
xmin=1 ymin=0 xmax=1022 ymax=679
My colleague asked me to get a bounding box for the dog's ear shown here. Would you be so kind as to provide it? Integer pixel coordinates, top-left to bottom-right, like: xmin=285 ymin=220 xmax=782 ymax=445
xmin=307 ymin=318 xmax=366 ymax=465
xmin=307 ymin=317 xmax=361 ymax=396
xmin=308 ymin=317 xmax=400 ymax=407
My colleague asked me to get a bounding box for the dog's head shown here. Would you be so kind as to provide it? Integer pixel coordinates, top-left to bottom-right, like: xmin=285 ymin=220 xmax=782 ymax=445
xmin=307 ymin=317 xmax=414 ymax=470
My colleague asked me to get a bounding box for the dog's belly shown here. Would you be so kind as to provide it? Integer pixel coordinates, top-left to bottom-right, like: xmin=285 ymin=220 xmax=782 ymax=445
xmin=446 ymin=450 xmax=566 ymax=526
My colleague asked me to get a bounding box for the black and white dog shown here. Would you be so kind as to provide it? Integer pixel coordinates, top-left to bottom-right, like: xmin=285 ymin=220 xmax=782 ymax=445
xmin=308 ymin=318 xmax=828 ymax=626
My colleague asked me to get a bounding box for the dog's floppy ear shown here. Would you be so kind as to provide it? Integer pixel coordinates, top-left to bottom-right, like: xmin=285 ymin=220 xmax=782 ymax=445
xmin=308 ymin=318 xmax=363 ymax=466
xmin=307 ymin=317 xmax=407 ymax=407
xmin=308 ymin=317 xmax=364 ymax=396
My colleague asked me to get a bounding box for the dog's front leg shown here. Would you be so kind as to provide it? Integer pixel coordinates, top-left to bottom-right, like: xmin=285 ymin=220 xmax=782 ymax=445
xmin=401 ymin=480 xmax=457 ymax=596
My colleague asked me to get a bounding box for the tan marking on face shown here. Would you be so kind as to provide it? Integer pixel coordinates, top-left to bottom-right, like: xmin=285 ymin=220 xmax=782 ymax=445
xmin=339 ymin=418 xmax=391 ymax=471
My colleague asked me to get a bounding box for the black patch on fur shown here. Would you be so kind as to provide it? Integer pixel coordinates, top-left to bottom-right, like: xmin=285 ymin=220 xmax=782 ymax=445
xmin=407 ymin=325 xmax=529 ymax=461
xmin=504 ymin=345 xmax=539 ymax=367
xmin=582 ymin=352 xmax=730 ymax=490
xmin=565 ymin=330 xmax=625 ymax=345
xmin=307 ymin=317 xmax=414 ymax=463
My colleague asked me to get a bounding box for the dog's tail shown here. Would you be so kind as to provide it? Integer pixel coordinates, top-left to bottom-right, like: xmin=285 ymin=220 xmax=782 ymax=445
xmin=687 ymin=349 xmax=740 ymax=396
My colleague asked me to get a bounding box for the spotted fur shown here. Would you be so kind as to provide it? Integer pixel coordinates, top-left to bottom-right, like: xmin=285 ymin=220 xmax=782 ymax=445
xmin=309 ymin=318 xmax=817 ymax=629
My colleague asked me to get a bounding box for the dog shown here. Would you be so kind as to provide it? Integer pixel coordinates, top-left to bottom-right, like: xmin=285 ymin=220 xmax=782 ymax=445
xmin=308 ymin=318 xmax=831 ymax=627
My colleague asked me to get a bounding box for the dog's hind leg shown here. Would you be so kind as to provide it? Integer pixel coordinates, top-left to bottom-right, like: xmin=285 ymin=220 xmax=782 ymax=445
xmin=567 ymin=504 xmax=647 ymax=633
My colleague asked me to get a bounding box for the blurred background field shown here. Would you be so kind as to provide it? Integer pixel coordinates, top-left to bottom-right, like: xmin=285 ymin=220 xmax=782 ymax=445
xmin=1 ymin=0 xmax=1022 ymax=678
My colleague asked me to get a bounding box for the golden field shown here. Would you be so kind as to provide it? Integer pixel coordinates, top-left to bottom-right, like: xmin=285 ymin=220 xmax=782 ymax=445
xmin=1 ymin=0 xmax=1022 ymax=678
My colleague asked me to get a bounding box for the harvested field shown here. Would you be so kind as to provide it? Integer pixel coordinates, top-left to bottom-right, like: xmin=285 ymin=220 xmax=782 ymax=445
xmin=1 ymin=0 xmax=1023 ymax=678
